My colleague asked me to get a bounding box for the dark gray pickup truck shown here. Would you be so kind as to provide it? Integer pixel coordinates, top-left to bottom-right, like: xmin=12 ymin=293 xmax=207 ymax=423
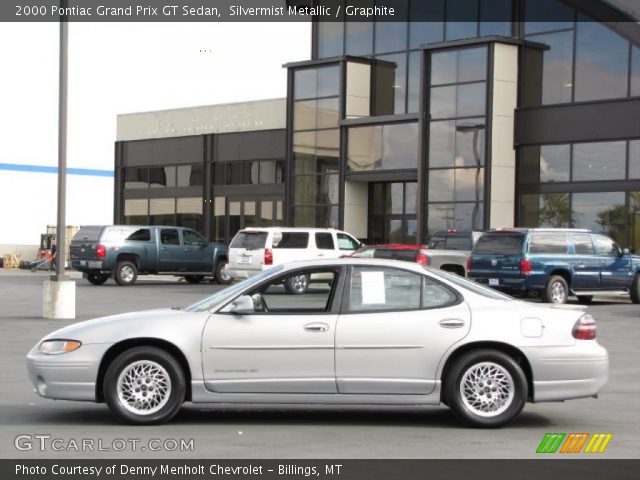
xmin=70 ymin=225 xmax=229 ymax=286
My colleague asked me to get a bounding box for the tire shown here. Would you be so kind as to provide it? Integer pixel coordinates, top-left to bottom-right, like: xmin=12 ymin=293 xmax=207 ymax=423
xmin=103 ymin=346 xmax=186 ymax=425
xmin=577 ymin=295 xmax=593 ymax=305
xmin=541 ymin=275 xmax=568 ymax=304
xmin=284 ymin=273 xmax=310 ymax=294
xmin=115 ymin=261 xmax=138 ymax=286
xmin=87 ymin=272 xmax=109 ymax=285
xmin=444 ymin=349 xmax=527 ymax=428
xmin=214 ymin=259 xmax=232 ymax=285
xmin=631 ymin=274 xmax=640 ymax=304
xmin=184 ymin=275 xmax=204 ymax=284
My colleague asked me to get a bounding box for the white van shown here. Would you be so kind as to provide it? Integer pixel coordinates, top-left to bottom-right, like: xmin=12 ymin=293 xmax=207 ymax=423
xmin=225 ymin=227 xmax=361 ymax=292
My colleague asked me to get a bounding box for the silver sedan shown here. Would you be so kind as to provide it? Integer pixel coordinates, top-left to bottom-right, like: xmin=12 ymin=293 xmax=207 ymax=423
xmin=26 ymin=258 xmax=608 ymax=427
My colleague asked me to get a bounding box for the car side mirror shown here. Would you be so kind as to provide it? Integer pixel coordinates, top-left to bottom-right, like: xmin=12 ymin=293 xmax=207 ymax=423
xmin=225 ymin=295 xmax=255 ymax=315
xmin=622 ymin=247 xmax=630 ymax=256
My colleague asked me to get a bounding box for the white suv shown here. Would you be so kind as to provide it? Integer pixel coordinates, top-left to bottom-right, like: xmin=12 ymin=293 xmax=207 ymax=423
xmin=226 ymin=227 xmax=361 ymax=292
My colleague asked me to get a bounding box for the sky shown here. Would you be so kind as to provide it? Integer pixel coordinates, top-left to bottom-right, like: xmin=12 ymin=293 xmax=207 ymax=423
xmin=0 ymin=21 xmax=311 ymax=171
xmin=0 ymin=21 xmax=310 ymax=246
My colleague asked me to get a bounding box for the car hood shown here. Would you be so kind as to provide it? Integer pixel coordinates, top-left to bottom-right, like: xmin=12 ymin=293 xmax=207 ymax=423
xmin=39 ymin=308 xmax=195 ymax=344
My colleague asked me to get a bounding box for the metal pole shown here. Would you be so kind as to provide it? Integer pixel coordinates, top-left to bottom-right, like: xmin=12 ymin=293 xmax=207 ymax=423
xmin=54 ymin=1 xmax=68 ymax=280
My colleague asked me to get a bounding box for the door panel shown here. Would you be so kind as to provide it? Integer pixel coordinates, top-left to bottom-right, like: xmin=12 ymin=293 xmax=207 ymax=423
xmin=202 ymin=313 xmax=338 ymax=393
xmin=595 ymin=235 xmax=632 ymax=289
xmin=335 ymin=303 xmax=470 ymax=394
xmin=158 ymin=229 xmax=184 ymax=271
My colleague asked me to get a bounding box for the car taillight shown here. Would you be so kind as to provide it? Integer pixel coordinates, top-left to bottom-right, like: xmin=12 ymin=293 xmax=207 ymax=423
xmin=572 ymin=314 xmax=596 ymax=340
xmin=520 ymin=258 xmax=532 ymax=276
xmin=466 ymin=257 xmax=472 ymax=272
xmin=264 ymin=248 xmax=273 ymax=266
xmin=95 ymin=245 xmax=106 ymax=258
xmin=416 ymin=253 xmax=429 ymax=265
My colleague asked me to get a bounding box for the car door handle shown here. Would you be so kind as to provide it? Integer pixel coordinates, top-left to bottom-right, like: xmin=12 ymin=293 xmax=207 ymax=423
xmin=184 ymin=248 xmax=191 ymax=252
xmin=304 ymin=322 xmax=329 ymax=332
xmin=439 ymin=318 xmax=465 ymax=329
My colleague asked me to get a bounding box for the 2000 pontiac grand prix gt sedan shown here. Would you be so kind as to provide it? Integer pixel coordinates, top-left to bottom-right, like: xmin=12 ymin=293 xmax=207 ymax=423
xmin=27 ymin=259 xmax=609 ymax=428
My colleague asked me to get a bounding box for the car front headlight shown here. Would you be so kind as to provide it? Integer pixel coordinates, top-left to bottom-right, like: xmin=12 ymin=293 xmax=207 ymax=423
xmin=38 ymin=339 xmax=82 ymax=355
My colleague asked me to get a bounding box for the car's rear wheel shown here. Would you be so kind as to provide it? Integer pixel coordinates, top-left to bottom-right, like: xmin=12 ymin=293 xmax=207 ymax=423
xmin=103 ymin=346 xmax=186 ymax=425
xmin=115 ymin=261 xmax=138 ymax=286
xmin=577 ymin=295 xmax=593 ymax=305
xmin=285 ymin=273 xmax=309 ymax=294
xmin=184 ymin=275 xmax=204 ymax=284
xmin=541 ymin=275 xmax=568 ymax=304
xmin=87 ymin=272 xmax=109 ymax=285
xmin=631 ymin=274 xmax=640 ymax=304
xmin=445 ymin=349 xmax=527 ymax=428
xmin=214 ymin=259 xmax=232 ymax=284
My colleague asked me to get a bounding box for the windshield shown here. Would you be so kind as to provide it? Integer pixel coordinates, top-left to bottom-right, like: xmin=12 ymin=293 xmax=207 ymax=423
xmin=230 ymin=231 xmax=268 ymax=249
xmin=426 ymin=267 xmax=514 ymax=301
xmin=474 ymin=233 xmax=524 ymax=255
xmin=184 ymin=265 xmax=283 ymax=312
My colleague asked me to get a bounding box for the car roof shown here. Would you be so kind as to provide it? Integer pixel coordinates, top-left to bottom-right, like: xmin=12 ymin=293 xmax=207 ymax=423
xmin=238 ymin=227 xmax=346 ymax=233
xmin=274 ymin=257 xmax=427 ymax=272
xmin=483 ymin=228 xmax=591 ymax=234
xmin=359 ymin=244 xmax=423 ymax=250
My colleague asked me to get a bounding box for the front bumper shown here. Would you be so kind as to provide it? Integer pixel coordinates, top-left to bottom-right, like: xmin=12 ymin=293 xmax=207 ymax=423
xmin=523 ymin=341 xmax=609 ymax=402
xmin=26 ymin=343 xmax=112 ymax=402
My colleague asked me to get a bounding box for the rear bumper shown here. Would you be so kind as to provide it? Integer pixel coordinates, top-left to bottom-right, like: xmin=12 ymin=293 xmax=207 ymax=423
xmin=71 ymin=260 xmax=106 ymax=271
xmin=225 ymin=264 xmax=268 ymax=279
xmin=523 ymin=342 xmax=609 ymax=402
xmin=471 ymin=275 xmax=528 ymax=293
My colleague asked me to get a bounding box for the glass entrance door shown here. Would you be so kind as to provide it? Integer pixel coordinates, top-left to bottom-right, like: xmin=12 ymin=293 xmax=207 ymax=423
xmin=369 ymin=182 xmax=417 ymax=244
xmin=213 ymin=196 xmax=284 ymax=243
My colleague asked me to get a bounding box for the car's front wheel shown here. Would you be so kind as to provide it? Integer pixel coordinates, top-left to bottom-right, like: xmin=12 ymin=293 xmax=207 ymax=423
xmin=541 ymin=275 xmax=568 ymax=304
xmin=103 ymin=346 xmax=186 ymax=425
xmin=445 ymin=350 xmax=527 ymax=428
xmin=86 ymin=272 xmax=109 ymax=285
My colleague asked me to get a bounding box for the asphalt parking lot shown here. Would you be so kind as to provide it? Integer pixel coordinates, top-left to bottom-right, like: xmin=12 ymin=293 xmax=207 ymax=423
xmin=1 ymin=270 xmax=638 ymax=459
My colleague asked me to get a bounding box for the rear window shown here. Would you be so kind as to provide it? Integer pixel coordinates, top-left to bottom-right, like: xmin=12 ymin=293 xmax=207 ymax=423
xmin=474 ymin=233 xmax=524 ymax=255
xmin=102 ymin=226 xmax=141 ymax=243
xmin=528 ymin=233 xmax=568 ymax=254
xmin=273 ymin=232 xmax=309 ymax=249
xmin=428 ymin=235 xmax=471 ymax=250
xmin=127 ymin=229 xmax=151 ymax=242
xmin=230 ymin=231 xmax=268 ymax=249
xmin=315 ymin=232 xmax=335 ymax=250
xmin=72 ymin=226 xmax=104 ymax=243
xmin=374 ymin=249 xmax=418 ymax=262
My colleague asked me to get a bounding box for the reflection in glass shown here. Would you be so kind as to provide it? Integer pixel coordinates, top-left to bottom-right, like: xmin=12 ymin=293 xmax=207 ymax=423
xmin=519 ymin=145 xmax=570 ymax=183
xmin=524 ymin=0 xmax=574 ymax=34
xmin=630 ymin=141 xmax=640 ymax=179
xmin=294 ymin=69 xmax=317 ymax=100
xmin=375 ymin=0 xmax=408 ymax=53
xmin=149 ymin=166 xmax=176 ymax=188
xmin=177 ymin=164 xmax=203 ymax=187
xmin=429 ymin=167 xmax=484 ymax=203
xmin=377 ymin=53 xmax=407 ymax=115
xmin=176 ymin=197 xmax=203 ymax=232
xmin=429 ymin=83 xmax=486 ymax=119
xmin=479 ymin=0 xmax=511 ymax=37
xmin=409 ymin=0 xmax=444 ymax=48
xmin=317 ymin=65 xmax=340 ymax=97
xmin=574 ymin=17 xmax=629 ymax=102
xmin=572 ymin=141 xmax=625 ymax=181
xmin=527 ymin=30 xmax=573 ymax=105
xmin=316 ymin=97 xmax=340 ymax=129
xmin=346 ymin=21 xmax=373 ymax=56
xmin=293 ymin=100 xmax=317 ymax=131
xmin=407 ymin=51 xmax=421 ymax=113
xmin=348 ymin=123 xmax=418 ymax=171
xmin=445 ymin=0 xmax=478 ymax=41
xmin=429 ymin=120 xmax=485 ymax=168
xmin=317 ymin=21 xmax=344 ymax=58
xmin=632 ymin=46 xmax=640 ymax=97
xmin=573 ymin=192 xmax=625 ymax=244
xmin=427 ymin=202 xmax=483 ymax=234
xmin=124 ymin=199 xmax=148 ymax=225
xmin=149 ymin=197 xmax=175 ymax=225
xmin=519 ymin=193 xmax=571 ymax=228
xmin=430 ymin=47 xmax=487 ymax=85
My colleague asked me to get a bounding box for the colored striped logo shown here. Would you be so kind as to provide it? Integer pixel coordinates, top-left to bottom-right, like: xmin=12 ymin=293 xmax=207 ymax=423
xmin=537 ymin=433 xmax=612 ymax=454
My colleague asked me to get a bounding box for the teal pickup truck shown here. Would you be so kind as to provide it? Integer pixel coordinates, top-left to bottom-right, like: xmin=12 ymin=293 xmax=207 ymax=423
xmin=70 ymin=225 xmax=230 ymax=286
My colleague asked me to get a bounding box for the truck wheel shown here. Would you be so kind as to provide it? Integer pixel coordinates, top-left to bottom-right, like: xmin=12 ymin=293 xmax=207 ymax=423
xmin=541 ymin=275 xmax=568 ymax=304
xmin=115 ymin=261 xmax=138 ymax=286
xmin=87 ymin=272 xmax=109 ymax=285
xmin=214 ymin=260 xmax=232 ymax=285
xmin=184 ymin=276 xmax=204 ymax=284
xmin=285 ymin=273 xmax=309 ymax=295
xmin=631 ymin=274 xmax=640 ymax=304
xmin=103 ymin=346 xmax=185 ymax=425
xmin=445 ymin=349 xmax=527 ymax=428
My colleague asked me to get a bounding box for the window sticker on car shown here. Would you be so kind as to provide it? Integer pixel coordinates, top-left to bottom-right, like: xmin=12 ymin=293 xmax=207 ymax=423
xmin=361 ymin=271 xmax=386 ymax=305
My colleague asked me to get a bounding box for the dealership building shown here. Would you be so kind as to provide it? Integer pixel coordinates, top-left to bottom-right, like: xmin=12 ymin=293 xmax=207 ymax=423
xmin=115 ymin=0 xmax=640 ymax=251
